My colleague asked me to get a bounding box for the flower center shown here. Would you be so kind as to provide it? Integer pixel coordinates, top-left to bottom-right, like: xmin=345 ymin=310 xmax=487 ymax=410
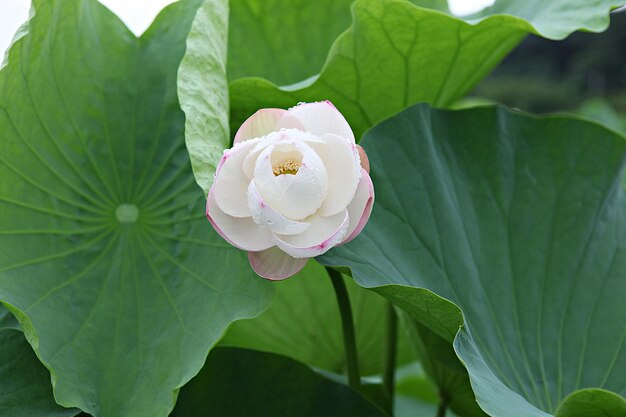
xmin=272 ymin=159 xmax=302 ymax=176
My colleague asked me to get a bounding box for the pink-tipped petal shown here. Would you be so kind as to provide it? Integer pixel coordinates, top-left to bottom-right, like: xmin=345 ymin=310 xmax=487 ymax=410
xmin=248 ymin=247 xmax=308 ymax=280
xmin=309 ymin=133 xmax=361 ymax=217
xmin=206 ymin=190 xmax=274 ymax=252
xmin=273 ymin=210 xmax=349 ymax=258
xmin=247 ymin=181 xmax=310 ymax=235
xmin=276 ymin=101 xmax=355 ymax=143
xmin=213 ymin=139 xmax=260 ymax=217
xmin=341 ymin=169 xmax=374 ymax=245
xmin=356 ymin=144 xmax=370 ymax=174
xmin=234 ymin=108 xmax=287 ymax=144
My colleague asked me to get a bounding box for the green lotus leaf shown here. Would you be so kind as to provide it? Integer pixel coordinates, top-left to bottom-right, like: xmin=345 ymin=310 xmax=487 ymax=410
xmin=465 ymin=0 xmax=624 ymax=40
xmin=408 ymin=0 xmax=449 ymax=12
xmin=178 ymin=0 xmax=230 ymax=194
xmin=227 ymin=0 xmax=621 ymax=143
xmin=228 ymin=0 xmax=353 ymax=85
xmin=320 ymin=104 xmax=626 ymax=416
xmin=0 ymin=306 xmax=80 ymax=417
xmin=0 ymin=1 xmax=272 ymax=416
xmin=171 ymin=347 xmax=388 ymax=417
xmin=394 ymin=362 xmax=460 ymax=417
xmin=0 ymin=303 xmax=18 ymax=330
xmin=402 ymin=316 xmax=487 ymax=417
xmin=555 ymin=389 xmax=626 ymax=417
xmin=222 ymin=261 xmax=414 ymax=376
xmin=576 ymin=99 xmax=626 ymax=133
xmin=228 ymin=0 xmax=523 ymax=140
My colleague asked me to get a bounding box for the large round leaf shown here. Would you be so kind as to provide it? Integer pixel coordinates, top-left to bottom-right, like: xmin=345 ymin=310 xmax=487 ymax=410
xmin=0 ymin=1 xmax=272 ymax=416
xmin=229 ymin=0 xmax=621 ymax=140
xmin=320 ymin=104 xmax=626 ymax=416
xmin=229 ymin=0 xmax=523 ymax=139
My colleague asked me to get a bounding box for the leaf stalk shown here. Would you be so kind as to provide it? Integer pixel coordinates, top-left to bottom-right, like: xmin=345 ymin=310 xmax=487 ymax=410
xmin=326 ymin=267 xmax=361 ymax=392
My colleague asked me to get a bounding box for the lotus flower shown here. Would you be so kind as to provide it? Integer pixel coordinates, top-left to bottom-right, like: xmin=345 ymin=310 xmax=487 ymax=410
xmin=206 ymin=101 xmax=374 ymax=280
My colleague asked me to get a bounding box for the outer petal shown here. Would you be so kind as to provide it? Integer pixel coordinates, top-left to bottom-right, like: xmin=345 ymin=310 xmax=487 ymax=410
xmin=206 ymin=190 xmax=274 ymax=252
xmin=254 ymin=139 xmax=328 ymax=220
xmin=234 ymin=108 xmax=287 ymax=144
xmin=356 ymin=144 xmax=370 ymax=174
xmin=341 ymin=169 xmax=374 ymax=245
xmin=247 ymin=181 xmax=310 ymax=235
xmin=213 ymin=138 xmax=260 ymax=217
xmin=309 ymin=133 xmax=361 ymax=217
xmin=273 ymin=210 xmax=349 ymax=258
xmin=248 ymin=247 xmax=308 ymax=280
xmin=276 ymin=101 xmax=355 ymax=143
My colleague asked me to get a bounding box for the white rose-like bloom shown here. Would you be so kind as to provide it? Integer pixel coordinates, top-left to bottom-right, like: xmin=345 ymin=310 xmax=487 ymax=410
xmin=206 ymin=101 xmax=374 ymax=280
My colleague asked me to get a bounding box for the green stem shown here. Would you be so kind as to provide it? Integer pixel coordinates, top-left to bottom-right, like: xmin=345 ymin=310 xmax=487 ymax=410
xmin=437 ymin=392 xmax=449 ymax=417
xmin=383 ymin=301 xmax=398 ymax=407
xmin=326 ymin=267 xmax=361 ymax=391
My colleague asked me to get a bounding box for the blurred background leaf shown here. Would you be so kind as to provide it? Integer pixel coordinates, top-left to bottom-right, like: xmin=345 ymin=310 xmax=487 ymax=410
xmin=171 ymin=347 xmax=388 ymax=417
xmin=222 ymin=261 xmax=414 ymax=376
xmin=472 ymin=10 xmax=626 ymax=115
xmin=401 ymin=315 xmax=487 ymax=417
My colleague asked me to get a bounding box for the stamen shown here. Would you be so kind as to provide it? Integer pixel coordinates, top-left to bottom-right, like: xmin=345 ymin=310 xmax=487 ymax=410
xmin=273 ymin=159 xmax=302 ymax=176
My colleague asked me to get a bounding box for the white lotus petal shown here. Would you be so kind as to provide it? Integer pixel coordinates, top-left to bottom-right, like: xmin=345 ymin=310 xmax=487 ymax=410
xmin=213 ymin=138 xmax=260 ymax=217
xmin=242 ymin=135 xmax=275 ymax=179
xmin=206 ymin=190 xmax=273 ymax=252
xmin=274 ymin=210 xmax=349 ymax=258
xmin=247 ymin=181 xmax=310 ymax=235
xmin=234 ymin=108 xmax=286 ymax=144
xmin=309 ymin=133 xmax=361 ymax=217
xmin=248 ymin=247 xmax=308 ymax=280
xmin=276 ymin=101 xmax=355 ymax=143
xmin=254 ymin=139 xmax=328 ymax=220
xmin=341 ymin=169 xmax=374 ymax=245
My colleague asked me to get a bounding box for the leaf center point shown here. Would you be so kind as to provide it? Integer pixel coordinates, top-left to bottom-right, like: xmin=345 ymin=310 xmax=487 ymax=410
xmin=116 ymin=204 xmax=139 ymax=224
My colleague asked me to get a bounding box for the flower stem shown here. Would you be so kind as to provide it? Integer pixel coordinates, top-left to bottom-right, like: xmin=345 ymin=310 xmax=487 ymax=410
xmin=383 ymin=301 xmax=398 ymax=407
xmin=437 ymin=392 xmax=449 ymax=417
xmin=326 ymin=267 xmax=361 ymax=391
